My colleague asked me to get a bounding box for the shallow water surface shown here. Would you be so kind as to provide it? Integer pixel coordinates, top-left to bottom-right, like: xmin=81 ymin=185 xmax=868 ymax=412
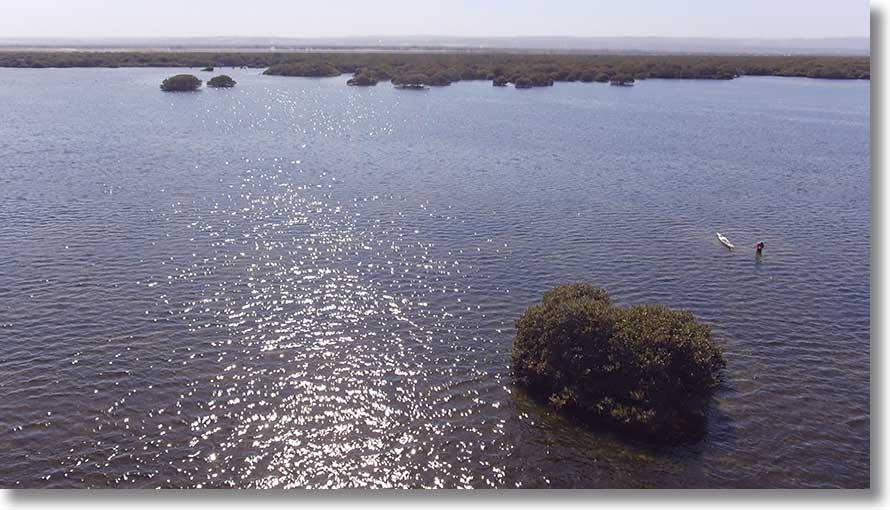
xmin=0 ymin=68 xmax=870 ymax=488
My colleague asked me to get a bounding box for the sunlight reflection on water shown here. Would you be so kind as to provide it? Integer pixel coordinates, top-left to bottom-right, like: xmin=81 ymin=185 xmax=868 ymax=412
xmin=0 ymin=68 xmax=870 ymax=488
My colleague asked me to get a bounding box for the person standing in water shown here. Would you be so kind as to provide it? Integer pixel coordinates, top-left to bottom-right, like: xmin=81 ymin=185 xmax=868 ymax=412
xmin=756 ymin=241 xmax=765 ymax=256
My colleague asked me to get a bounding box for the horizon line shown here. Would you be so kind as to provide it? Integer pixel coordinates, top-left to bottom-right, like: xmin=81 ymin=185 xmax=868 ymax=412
xmin=0 ymin=34 xmax=870 ymax=41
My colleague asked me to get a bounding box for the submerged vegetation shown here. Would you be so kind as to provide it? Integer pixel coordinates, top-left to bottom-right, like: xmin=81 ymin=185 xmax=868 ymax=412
xmin=512 ymin=284 xmax=725 ymax=444
xmin=0 ymin=51 xmax=869 ymax=90
xmin=207 ymin=74 xmax=236 ymax=88
xmin=159 ymin=74 xmax=202 ymax=91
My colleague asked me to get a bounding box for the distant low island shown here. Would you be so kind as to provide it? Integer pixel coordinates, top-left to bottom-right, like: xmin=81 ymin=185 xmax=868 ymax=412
xmin=0 ymin=51 xmax=869 ymax=89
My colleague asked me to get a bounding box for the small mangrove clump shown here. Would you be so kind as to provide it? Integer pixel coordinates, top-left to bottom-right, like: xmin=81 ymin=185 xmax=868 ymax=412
xmin=512 ymin=283 xmax=725 ymax=444
xmin=346 ymin=73 xmax=378 ymax=86
xmin=207 ymin=75 xmax=237 ymax=88
xmin=513 ymin=76 xmax=534 ymax=89
xmin=160 ymin=74 xmax=202 ymax=92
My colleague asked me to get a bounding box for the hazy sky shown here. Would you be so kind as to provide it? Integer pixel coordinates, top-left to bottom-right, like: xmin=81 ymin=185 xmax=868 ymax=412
xmin=0 ymin=0 xmax=869 ymax=39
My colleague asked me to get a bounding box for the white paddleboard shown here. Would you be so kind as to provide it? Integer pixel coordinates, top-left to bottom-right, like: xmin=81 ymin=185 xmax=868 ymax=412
xmin=717 ymin=232 xmax=735 ymax=249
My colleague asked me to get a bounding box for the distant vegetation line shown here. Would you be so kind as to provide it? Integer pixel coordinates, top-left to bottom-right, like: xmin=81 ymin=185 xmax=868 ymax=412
xmin=0 ymin=51 xmax=869 ymax=86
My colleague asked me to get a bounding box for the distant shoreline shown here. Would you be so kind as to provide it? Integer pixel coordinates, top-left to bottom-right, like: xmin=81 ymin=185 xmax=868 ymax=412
xmin=0 ymin=51 xmax=869 ymax=85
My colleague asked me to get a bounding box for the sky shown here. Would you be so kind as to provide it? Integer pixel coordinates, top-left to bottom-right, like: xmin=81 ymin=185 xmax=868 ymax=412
xmin=0 ymin=0 xmax=870 ymax=39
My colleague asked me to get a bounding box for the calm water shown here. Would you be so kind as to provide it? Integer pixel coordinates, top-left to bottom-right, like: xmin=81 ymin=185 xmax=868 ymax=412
xmin=0 ymin=68 xmax=869 ymax=488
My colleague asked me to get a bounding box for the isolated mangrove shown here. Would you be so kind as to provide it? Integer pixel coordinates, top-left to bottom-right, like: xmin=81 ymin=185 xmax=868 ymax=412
xmin=160 ymin=74 xmax=202 ymax=91
xmin=512 ymin=283 xmax=725 ymax=444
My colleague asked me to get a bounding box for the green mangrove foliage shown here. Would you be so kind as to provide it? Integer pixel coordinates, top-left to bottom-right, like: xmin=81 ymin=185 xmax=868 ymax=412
xmin=160 ymin=74 xmax=202 ymax=91
xmin=207 ymin=74 xmax=237 ymax=88
xmin=392 ymin=73 xmax=429 ymax=88
xmin=514 ymin=76 xmax=534 ymax=89
xmin=262 ymin=61 xmax=341 ymax=77
xmin=610 ymin=74 xmax=636 ymax=86
xmin=346 ymin=73 xmax=378 ymax=86
xmin=0 ymin=51 xmax=869 ymax=89
xmin=512 ymin=283 xmax=725 ymax=444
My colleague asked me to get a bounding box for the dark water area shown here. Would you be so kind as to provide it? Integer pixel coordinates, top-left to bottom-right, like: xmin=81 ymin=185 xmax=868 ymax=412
xmin=0 ymin=68 xmax=869 ymax=488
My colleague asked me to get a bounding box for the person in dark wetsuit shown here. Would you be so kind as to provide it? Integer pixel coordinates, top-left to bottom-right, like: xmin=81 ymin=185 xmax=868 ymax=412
xmin=756 ymin=241 xmax=765 ymax=256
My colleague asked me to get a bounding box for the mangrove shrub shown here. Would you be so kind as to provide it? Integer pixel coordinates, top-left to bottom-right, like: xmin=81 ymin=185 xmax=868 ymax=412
xmin=207 ymin=75 xmax=237 ymax=88
xmin=160 ymin=74 xmax=202 ymax=91
xmin=392 ymin=73 xmax=429 ymax=87
xmin=512 ymin=283 xmax=725 ymax=443
xmin=347 ymin=73 xmax=378 ymax=86
xmin=514 ymin=76 xmax=534 ymax=89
